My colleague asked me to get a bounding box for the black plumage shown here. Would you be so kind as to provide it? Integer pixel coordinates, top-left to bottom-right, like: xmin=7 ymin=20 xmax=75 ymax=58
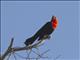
xmin=24 ymin=22 xmax=54 ymax=46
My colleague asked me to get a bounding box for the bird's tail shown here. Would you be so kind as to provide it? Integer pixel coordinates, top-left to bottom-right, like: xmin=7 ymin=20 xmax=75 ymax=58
xmin=24 ymin=36 xmax=37 ymax=46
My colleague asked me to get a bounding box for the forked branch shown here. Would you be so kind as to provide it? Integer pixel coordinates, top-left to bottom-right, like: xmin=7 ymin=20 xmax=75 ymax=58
xmin=1 ymin=38 xmax=47 ymax=60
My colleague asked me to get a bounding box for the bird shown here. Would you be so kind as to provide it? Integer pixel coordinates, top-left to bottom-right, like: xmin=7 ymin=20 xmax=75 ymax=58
xmin=24 ymin=16 xmax=58 ymax=46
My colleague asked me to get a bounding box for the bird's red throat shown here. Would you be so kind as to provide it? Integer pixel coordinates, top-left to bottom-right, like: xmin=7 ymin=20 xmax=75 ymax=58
xmin=51 ymin=19 xmax=58 ymax=29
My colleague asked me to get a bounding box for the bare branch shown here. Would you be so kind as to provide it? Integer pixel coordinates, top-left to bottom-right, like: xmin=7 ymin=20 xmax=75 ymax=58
xmin=31 ymin=50 xmax=41 ymax=57
xmin=40 ymin=49 xmax=50 ymax=56
xmin=1 ymin=38 xmax=46 ymax=60
xmin=35 ymin=49 xmax=50 ymax=59
xmin=6 ymin=53 xmax=11 ymax=60
xmin=14 ymin=40 xmax=43 ymax=52
xmin=26 ymin=49 xmax=32 ymax=60
xmin=14 ymin=53 xmax=27 ymax=59
xmin=1 ymin=38 xmax=14 ymax=60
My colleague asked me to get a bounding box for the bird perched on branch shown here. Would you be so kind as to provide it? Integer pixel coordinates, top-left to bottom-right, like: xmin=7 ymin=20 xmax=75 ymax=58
xmin=24 ymin=16 xmax=58 ymax=46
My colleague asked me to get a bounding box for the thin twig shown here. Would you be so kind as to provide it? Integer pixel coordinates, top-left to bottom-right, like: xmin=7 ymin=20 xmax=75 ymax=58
xmin=31 ymin=50 xmax=41 ymax=57
xmin=6 ymin=53 xmax=11 ymax=60
xmin=14 ymin=53 xmax=27 ymax=59
xmin=26 ymin=49 xmax=32 ymax=60
xmin=1 ymin=38 xmax=14 ymax=60
xmin=36 ymin=49 xmax=50 ymax=59
xmin=12 ymin=52 xmax=17 ymax=60
xmin=41 ymin=49 xmax=50 ymax=56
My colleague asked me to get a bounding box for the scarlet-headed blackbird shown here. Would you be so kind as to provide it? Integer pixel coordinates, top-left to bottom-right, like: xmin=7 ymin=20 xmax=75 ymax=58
xmin=24 ymin=16 xmax=58 ymax=46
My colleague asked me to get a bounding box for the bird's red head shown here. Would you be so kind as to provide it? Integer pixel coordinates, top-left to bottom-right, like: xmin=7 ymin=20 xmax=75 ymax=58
xmin=51 ymin=16 xmax=58 ymax=29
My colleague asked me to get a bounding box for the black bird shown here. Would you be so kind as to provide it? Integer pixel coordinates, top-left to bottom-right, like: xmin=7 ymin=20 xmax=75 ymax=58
xmin=24 ymin=16 xmax=58 ymax=46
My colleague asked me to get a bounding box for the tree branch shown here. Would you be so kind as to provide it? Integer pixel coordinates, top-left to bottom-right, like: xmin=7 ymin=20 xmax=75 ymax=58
xmin=1 ymin=38 xmax=14 ymax=60
xmin=1 ymin=38 xmax=44 ymax=60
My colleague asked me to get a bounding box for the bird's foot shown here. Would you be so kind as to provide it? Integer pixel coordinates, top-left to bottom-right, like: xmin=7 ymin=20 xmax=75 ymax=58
xmin=42 ymin=35 xmax=51 ymax=40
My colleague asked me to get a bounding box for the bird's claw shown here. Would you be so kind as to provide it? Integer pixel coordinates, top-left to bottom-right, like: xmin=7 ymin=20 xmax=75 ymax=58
xmin=43 ymin=35 xmax=51 ymax=40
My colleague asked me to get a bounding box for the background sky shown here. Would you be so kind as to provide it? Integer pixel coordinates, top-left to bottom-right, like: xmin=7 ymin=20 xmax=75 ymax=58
xmin=1 ymin=1 xmax=79 ymax=60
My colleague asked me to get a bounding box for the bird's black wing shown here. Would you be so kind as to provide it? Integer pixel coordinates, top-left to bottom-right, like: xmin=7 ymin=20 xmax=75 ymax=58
xmin=33 ymin=22 xmax=53 ymax=40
